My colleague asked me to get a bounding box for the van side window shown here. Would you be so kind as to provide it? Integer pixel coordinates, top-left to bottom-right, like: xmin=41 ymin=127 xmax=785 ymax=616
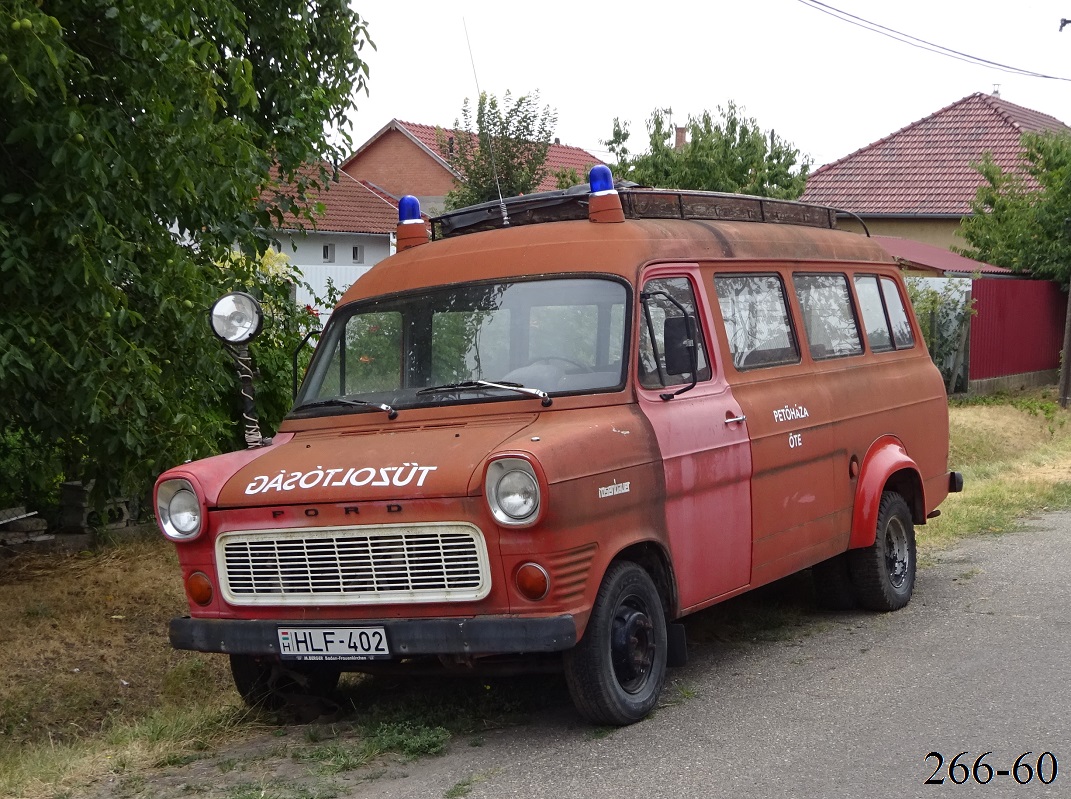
xmin=881 ymin=277 xmax=916 ymax=348
xmin=853 ymin=275 xmax=894 ymax=352
xmin=713 ymin=274 xmax=800 ymax=369
xmin=793 ymin=274 xmax=863 ymax=360
xmin=638 ymin=277 xmax=711 ymax=389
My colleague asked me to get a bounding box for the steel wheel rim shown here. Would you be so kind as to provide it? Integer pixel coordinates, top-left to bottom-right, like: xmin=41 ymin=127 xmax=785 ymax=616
xmin=610 ymin=593 xmax=655 ymax=694
xmin=884 ymin=516 xmax=910 ymax=589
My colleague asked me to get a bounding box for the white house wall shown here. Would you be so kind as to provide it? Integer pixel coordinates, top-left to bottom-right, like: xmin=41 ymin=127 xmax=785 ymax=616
xmin=277 ymin=230 xmax=392 ymax=314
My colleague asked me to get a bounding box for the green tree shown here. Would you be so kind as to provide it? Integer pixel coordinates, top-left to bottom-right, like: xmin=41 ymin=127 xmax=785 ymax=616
xmin=0 ymin=0 xmax=371 ymax=505
xmin=438 ymin=91 xmax=558 ymax=210
xmin=959 ymin=131 xmax=1071 ymax=284
xmin=604 ymin=104 xmax=811 ymax=199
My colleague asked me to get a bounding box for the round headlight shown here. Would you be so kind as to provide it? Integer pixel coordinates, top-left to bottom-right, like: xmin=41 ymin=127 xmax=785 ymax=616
xmin=169 ymin=489 xmax=200 ymax=533
xmin=156 ymin=478 xmax=204 ymax=541
xmin=497 ymin=470 xmax=538 ymax=519
xmin=209 ymin=291 xmax=263 ymax=344
xmin=485 ymin=457 xmax=542 ymax=526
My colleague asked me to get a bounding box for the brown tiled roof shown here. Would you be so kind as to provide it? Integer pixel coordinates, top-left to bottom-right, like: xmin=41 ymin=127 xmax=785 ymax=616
xmin=268 ymin=165 xmax=400 ymax=234
xmin=349 ymin=119 xmax=604 ymax=193
xmin=801 ymin=93 xmax=1070 ymax=216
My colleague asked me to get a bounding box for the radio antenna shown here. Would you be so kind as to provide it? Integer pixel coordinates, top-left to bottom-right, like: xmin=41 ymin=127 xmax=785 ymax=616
xmin=462 ymin=19 xmax=509 ymax=226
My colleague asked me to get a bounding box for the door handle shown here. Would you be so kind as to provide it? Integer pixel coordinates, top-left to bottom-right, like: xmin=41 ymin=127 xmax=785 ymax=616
xmin=724 ymin=414 xmax=746 ymax=424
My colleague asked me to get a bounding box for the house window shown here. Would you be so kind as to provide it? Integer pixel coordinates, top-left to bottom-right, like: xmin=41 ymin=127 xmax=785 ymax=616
xmin=352 ymin=245 xmax=365 ymax=264
xmin=322 ymin=243 xmax=335 ymax=263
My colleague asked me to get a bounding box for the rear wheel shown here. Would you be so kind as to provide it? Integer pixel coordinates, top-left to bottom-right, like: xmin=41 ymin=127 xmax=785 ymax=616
xmin=564 ymin=561 xmax=668 ymax=725
xmin=849 ymin=491 xmax=916 ymax=611
xmin=229 ymin=654 xmax=341 ymax=709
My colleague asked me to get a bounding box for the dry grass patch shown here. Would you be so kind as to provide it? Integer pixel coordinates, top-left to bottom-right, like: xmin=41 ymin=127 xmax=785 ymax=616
xmin=0 ymin=532 xmax=246 ymax=798
xmin=921 ymin=390 xmax=1071 ymax=550
xmin=0 ymin=533 xmax=232 ymax=747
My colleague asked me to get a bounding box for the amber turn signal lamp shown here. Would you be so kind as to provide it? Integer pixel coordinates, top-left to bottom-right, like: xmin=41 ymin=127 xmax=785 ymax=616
xmin=515 ymin=562 xmax=550 ymax=601
xmin=186 ymin=572 xmax=213 ymax=606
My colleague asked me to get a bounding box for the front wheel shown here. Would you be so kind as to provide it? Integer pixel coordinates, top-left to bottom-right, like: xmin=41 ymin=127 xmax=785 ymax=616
xmin=564 ymin=561 xmax=668 ymax=725
xmin=849 ymin=491 xmax=916 ymax=611
xmin=229 ymin=654 xmax=341 ymax=710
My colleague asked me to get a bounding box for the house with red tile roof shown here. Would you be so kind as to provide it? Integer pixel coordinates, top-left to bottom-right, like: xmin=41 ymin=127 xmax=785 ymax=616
xmin=267 ymin=166 xmax=405 ymax=313
xmin=341 ymin=119 xmax=604 ymax=215
xmin=801 ymin=92 xmax=1071 ymax=251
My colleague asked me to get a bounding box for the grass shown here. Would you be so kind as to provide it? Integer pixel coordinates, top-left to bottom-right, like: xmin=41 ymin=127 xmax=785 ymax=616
xmin=295 ymin=720 xmax=450 ymax=774
xmin=921 ymin=387 xmax=1071 ymax=549
xmin=3 ymin=389 xmax=1071 ymax=797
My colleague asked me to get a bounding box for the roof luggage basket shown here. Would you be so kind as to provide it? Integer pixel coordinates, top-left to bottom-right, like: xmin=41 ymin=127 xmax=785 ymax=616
xmin=430 ymin=167 xmax=844 ymax=240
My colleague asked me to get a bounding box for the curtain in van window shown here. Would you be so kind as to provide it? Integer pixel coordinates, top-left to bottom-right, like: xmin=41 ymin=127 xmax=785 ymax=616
xmin=881 ymin=278 xmax=916 ymax=348
xmin=853 ymin=275 xmax=894 ymax=352
xmin=713 ymin=274 xmax=800 ymax=369
xmin=793 ymin=274 xmax=863 ymax=359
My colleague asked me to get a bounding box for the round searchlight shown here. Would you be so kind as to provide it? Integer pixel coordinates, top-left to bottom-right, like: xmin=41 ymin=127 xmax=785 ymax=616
xmin=210 ymin=291 xmax=264 ymax=344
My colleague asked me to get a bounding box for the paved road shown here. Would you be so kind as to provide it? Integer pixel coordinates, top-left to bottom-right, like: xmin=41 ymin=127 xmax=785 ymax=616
xmin=354 ymin=514 xmax=1070 ymax=799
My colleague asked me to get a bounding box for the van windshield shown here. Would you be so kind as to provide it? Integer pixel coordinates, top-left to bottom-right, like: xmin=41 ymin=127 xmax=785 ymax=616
xmin=292 ymin=277 xmax=629 ymax=417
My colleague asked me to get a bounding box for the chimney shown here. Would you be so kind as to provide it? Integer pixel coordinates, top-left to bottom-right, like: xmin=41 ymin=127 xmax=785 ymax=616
xmin=674 ymin=126 xmax=686 ymax=150
xmin=448 ymin=136 xmax=454 ymax=155
xmin=554 ymin=137 xmax=560 ymax=145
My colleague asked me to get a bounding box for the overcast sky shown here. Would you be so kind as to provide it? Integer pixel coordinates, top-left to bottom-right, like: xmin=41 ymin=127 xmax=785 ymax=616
xmin=345 ymin=0 xmax=1071 ymax=174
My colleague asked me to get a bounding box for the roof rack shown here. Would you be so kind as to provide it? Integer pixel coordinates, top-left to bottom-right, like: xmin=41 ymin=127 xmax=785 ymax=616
xmin=431 ymin=185 xmax=839 ymax=240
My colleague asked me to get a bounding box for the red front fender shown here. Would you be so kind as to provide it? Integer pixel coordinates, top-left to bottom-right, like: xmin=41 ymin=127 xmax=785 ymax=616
xmin=849 ymin=436 xmax=924 ymax=549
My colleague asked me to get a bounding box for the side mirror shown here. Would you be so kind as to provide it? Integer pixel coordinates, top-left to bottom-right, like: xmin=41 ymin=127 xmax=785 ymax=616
xmin=663 ymin=315 xmax=698 ymax=376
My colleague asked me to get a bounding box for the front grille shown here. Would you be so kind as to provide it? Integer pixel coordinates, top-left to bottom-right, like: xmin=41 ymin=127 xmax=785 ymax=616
xmin=217 ymin=523 xmax=490 ymax=605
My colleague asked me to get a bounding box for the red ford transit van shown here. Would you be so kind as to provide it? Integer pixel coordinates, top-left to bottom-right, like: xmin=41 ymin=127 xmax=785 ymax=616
xmin=155 ymin=167 xmax=962 ymax=725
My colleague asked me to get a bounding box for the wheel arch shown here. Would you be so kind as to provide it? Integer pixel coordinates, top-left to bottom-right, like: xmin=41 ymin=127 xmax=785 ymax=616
xmin=849 ymin=436 xmax=926 ymax=550
xmin=611 ymin=540 xmax=680 ymax=618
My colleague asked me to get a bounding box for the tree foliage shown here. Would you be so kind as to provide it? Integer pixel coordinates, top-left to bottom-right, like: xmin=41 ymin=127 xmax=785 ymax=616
xmin=438 ymin=91 xmax=558 ymax=210
xmin=0 ymin=0 xmax=371 ymax=505
xmin=959 ymin=131 xmax=1071 ymax=285
xmin=604 ymin=104 xmax=811 ymax=199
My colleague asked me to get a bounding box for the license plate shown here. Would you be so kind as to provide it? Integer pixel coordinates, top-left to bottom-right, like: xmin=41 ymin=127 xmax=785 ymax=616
xmin=277 ymin=626 xmax=390 ymax=661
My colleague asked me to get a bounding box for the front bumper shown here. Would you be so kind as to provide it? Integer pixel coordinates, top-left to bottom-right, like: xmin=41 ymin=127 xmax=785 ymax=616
xmin=170 ymin=614 xmax=577 ymax=658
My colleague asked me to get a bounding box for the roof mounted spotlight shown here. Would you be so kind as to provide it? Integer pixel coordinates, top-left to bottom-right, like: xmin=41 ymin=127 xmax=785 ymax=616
xmin=209 ymin=291 xmax=266 ymax=448
xmin=209 ymin=291 xmax=264 ymax=345
xmin=587 ymin=165 xmax=624 ymax=224
xmin=397 ymin=195 xmax=430 ymax=251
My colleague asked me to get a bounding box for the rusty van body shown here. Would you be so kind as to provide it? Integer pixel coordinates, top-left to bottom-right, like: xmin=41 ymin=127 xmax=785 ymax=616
xmin=155 ymin=168 xmax=962 ymax=725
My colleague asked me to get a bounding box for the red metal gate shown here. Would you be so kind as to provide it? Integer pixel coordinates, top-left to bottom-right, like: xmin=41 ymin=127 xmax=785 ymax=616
xmin=969 ymin=279 xmax=1065 ymax=381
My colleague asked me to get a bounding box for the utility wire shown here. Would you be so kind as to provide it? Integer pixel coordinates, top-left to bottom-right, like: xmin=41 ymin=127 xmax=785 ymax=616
xmin=798 ymin=0 xmax=1071 ymax=82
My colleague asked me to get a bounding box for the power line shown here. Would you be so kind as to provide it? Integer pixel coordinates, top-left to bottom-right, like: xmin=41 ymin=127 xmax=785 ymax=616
xmin=798 ymin=0 xmax=1071 ymax=82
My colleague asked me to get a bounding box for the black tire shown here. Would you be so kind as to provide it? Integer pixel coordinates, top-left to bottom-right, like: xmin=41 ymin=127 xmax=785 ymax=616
xmin=811 ymin=552 xmax=857 ymax=610
xmin=849 ymin=491 xmax=916 ymax=611
xmin=229 ymin=654 xmax=341 ymax=710
xmin=563 ymin=561 xmax=668 ymax=725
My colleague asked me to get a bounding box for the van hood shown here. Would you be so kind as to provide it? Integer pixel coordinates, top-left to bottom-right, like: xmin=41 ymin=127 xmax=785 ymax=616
xmin=215 ymin=414 xmax=537 ymax=508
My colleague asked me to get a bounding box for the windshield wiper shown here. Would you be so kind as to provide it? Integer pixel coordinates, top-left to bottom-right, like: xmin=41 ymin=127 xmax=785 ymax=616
xmin=416 ymin=380 xmax=552 ymax=407
xmin=294 ymin=397 xmax=398 ymax=419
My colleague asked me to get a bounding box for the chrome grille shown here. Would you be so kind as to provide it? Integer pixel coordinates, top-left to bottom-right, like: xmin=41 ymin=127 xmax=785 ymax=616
xmin=217 ymin=523 xmax=490 ymax=605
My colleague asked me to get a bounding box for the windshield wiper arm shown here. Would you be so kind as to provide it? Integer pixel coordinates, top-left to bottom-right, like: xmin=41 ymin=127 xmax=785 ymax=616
xmin=295 ymin=397 xmax=398 ymax=419
xmin=416 ymin=379 xmax=552 ymax=407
